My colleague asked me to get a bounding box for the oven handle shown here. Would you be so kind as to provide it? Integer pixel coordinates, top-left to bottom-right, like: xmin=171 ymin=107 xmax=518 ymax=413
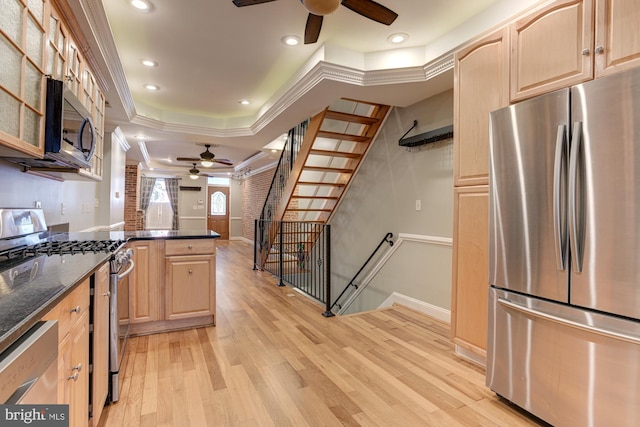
xmin=117 ymin=259 xmax=135 ymax=281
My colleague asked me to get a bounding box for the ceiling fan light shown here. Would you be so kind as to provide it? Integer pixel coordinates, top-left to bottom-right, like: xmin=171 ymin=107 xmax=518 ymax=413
xmin=200 ymin=160 xmax=214 ymax=167
xmin=302 ymin=0 xmax=340 ymax=16
xmin=189 ymin=173 xmax=199 ymax=180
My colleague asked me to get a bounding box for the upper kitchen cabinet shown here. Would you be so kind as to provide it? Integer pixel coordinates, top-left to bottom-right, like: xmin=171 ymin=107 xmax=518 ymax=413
xmin=454 ymin=28 xmax=510 ymax=186
xmin=0 ymin=0 xmax=47 ymax=158
xmin=511 ymin=0 xmax=594 ymax=101
xmin=594 ymin=0 xmax=640 ymax=77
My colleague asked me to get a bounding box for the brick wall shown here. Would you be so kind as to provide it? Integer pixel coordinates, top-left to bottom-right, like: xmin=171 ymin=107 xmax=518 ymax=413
xmin=241 ymin=168 xmax=273 ymax=241
xmin=124 ymin=164 xmax=144 ymax=231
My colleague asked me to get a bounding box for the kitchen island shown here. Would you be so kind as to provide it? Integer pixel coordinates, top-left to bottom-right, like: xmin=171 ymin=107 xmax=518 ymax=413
xmin=0 ymin=230 xmax=219 ymax=359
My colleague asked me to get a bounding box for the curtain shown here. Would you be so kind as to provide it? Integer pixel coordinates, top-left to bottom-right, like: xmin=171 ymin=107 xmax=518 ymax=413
xmin=139 ymin=176 xmax=156 ymax=212
xmin=165 ymin=178 xmax=180 ymax=230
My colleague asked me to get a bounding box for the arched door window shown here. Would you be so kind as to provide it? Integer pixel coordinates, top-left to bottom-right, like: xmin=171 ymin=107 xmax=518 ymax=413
xmin=210 ymin=191 xmax=226 ymax=215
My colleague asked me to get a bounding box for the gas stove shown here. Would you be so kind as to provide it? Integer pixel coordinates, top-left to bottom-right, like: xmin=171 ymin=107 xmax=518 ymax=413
xmin=0 ymin=208 xmax=129 ymax=286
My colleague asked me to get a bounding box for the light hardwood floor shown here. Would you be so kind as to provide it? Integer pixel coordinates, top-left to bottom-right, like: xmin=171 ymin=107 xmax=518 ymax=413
xmin=98 ymin=240 xmax=545 ymax=427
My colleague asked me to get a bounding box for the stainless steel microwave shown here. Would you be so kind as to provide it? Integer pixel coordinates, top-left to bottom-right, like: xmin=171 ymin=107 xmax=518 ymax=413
xmin=43 ymin=78 xmax=95 ymax=169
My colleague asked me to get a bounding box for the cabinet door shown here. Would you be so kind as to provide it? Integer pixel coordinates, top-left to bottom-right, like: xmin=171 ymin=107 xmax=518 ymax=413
xmin=595 ymin=0 xmax=640 ymax=77
xmin=91 ymin=263 xmax=109 ymax=426
xmin=165 ymin=254 xmax=215 ymax=320
xmin=454 ymin=28 xmax=509 ymax=186
xmin=129 ymin=240 xmax=162 ymax=323
xmin=0 ymin=0 xmax=46 ymax=155
xmin=510 ymin=0 xmax=594 ymax=101
xmin=59 ymin=311 xmax=89 ymax=427
xmin=451 ymin=186 xmax=489 ymax=359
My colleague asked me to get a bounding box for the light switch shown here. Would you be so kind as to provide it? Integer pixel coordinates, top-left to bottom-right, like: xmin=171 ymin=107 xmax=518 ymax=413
xmin=415 ymin=200 xmax=422 ymax=211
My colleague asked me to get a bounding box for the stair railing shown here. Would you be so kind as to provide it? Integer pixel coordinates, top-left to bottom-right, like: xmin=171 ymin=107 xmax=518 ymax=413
xmin=254 ymin=119 xmax=308 ymax=268
xmin=329 ymin=232 xmax=394 ymax=313
xmin=256 ymin=219 xmax=333 ymax=317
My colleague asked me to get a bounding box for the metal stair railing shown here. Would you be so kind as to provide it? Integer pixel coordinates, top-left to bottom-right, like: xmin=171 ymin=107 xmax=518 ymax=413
xmin=256 ymin=219 xmax=333 ymax=317
xmin=329 ymin=232 xmax=394 ymax=313
xmin=254 ymin=119 xmax=308 ymax=268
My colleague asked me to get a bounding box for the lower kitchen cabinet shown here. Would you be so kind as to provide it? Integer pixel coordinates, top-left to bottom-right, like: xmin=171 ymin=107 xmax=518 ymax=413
xmin=42 ymin=279 xmax=90 ymax=427
xmin=451 ymin=186 xmax=489 ymax=365
xmin=165 ymin=253 xmax=216 ymax=320
xmin=128 ymin=238 xmax=217 ymax=335
xmin=128 ymin=240 xmax=162 ymax=324
xmin=90 ymin=262 xmax=110 ymax=426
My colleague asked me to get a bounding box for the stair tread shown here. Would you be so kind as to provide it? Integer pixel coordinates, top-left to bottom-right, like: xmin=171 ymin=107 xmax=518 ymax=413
xmin=324 ymin=110 xmax=379 ymax=125
xmin=297 ymin=181 xmax=346 ymax=187
xmin=309 ymin=149 xmax=362 ymax=159
xmin=291 ymin=195 xmax=339 ymax=199
xmin=317 ymin=130 xmax=369 ymax=142
xmin=303 ymin=165 xmax=354 ymax=173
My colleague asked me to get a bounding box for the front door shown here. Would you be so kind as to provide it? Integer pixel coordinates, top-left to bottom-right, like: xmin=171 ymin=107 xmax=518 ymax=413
xmin=207 ymin=186 xmax=229 ymax=239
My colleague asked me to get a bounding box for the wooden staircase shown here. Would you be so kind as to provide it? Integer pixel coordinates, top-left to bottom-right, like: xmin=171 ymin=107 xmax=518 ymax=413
xmin=261 ymin=98 xmax=390 ymax=269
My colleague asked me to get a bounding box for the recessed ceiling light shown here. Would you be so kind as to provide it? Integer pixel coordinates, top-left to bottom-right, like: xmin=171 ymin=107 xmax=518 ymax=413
xmin=281 ymin=35 xmax=300 ymax=46
xmin=141 ymin=58 xmax=158 ymax=67
xmin=387 ymin=33 xmax=409 ymax=44
xmin=144 ymin=84 xmax=160 ymax=91
xmin=131 ymin=0 xmax=152 ymax=11
xmin=238 ymin=99 xmax=250 ymax=105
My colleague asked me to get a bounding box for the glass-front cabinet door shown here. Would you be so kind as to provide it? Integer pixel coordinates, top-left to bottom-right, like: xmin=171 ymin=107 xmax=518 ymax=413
xmin=0 ymin=0 xmax=47 ymax=155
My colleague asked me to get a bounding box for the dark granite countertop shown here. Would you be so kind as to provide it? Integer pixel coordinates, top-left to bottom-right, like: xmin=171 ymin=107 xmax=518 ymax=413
xmin=0 ymin=230 xmax=219 ymax=354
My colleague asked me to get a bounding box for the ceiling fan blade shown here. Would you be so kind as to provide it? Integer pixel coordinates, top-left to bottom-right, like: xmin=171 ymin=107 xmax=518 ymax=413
xmin=304 ymin=13 xmax=323 ymax=44
xmin=341 ymin=0 xmax=397 ymax=25
xmin=176 ymin=157 xmax=200 ymax=162
xmin=214 ymin=158 xmax=233 ymax=166
xmin=232 ymin=0 xmax=277 ymax=7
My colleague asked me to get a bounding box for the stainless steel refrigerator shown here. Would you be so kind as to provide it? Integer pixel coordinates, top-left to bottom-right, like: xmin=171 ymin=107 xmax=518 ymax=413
xmin=487 ymin=67 xmax=640 ymax=427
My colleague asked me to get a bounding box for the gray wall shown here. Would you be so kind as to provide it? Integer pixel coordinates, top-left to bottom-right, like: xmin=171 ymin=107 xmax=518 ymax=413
xmin=98 ymin=130 xmax=127 ymax=228
xmin=229 ymin=178 xmax=243 ymax=239
xmin=330 ymin=90 xmax=454 ymax=313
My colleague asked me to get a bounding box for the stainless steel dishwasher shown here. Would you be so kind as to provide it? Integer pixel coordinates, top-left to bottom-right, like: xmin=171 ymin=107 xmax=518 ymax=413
xmin=0 ymin=320 xmax=58 ymax=404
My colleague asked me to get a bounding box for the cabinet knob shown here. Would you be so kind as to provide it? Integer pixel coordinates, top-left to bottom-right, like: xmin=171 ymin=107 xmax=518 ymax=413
xmin=69 ymin=305 xmax=81 ymax=314
xmin=188 ymin=245 xmax=193 ymax=250
xmin=581 ymin=48 xmax=590 ymax=56
xmin=595 ymin=46 xmax=604 ymax=54
xmin=72 ymin=363 xmax=83 ymax=372
xmin=188 ymin=269 xmax=193 ymax=275
xmin=67 ymin=372 xmax=79 ymax=381
xmin=102 ymin=291 xmax=111 ymax=297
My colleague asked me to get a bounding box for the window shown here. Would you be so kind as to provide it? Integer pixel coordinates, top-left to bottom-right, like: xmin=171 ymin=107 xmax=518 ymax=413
xmin=208 ymin=177 xmax=230 ymax=186
xmin=210 ymin=191 xmax=226 ymax=216
xmin=146 ymin=179 xmax=172 ymax=229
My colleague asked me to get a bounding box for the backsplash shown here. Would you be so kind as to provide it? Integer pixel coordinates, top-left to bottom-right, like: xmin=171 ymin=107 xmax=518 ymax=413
xmin=0 ymin=160 xmax=100 ymax=231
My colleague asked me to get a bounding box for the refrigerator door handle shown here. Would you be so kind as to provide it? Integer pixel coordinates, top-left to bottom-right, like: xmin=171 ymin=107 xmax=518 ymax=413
xmin=553 ymin=124 xmax=567 ymax=271
xmin=497 ymin=297 xmax=640 ymax=345
xmin=569 ymin=121 xmax=584 ymax=272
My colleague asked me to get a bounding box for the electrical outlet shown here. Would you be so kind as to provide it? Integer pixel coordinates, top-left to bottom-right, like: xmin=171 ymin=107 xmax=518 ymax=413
xmin=415 ymin=199 xmax=422 ymax=211
xmin=61 ymin=203 xmax=65 ymax=215
xmin=35 ymin=201 xmax=42 ymax=208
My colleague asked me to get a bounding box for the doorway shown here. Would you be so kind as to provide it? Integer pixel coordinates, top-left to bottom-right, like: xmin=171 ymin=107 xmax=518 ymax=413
xmin=207 ymin=186 xmax=229 ymax=239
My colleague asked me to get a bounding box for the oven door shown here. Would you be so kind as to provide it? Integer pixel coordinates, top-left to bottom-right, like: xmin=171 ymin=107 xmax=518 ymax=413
xmin=109 ymin=258 xmax=134 ymax=402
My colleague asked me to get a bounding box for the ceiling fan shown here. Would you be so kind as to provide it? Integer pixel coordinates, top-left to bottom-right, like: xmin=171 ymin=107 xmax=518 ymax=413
xmin=232 ymin=0 xmax=398 ymax=44
xmin=188 ymin=163 xmax=204 ymax=180
xmin=176 ymin=144 xmax=233 ymax=167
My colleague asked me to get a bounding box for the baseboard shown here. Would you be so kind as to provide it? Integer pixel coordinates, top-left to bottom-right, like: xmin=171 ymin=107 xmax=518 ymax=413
xmin=379 ymin=292 xmax=450 ymax=324
xmin=231 ymin=236 xmax=253 ymax=244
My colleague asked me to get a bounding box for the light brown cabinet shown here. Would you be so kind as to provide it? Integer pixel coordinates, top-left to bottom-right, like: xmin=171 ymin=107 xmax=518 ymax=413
xmin=451 ymin=186 xmax=489 ymax=361
xmin=42 ymin=279 xmax=90 ymax=427
xmin=510 ymin=0 xmax=594 ymax=101
xmin=165 ymin=239 xmax=216 ymax=321
xmin=128 ymin=239 xmax=217 ymax=335
xmin=452 ymin=28 xmax=508 ymax=362
xmin=128 ymin=240 xmax=162 ymax=324
xmin=510 ymin=0 xmax=640 ymax=101
xmin=594 ymin=0 xmax=640 ymax=77
xmin=0 ymin=0 xmax=47 ymax=157
xmin=91 ymin=263 xmax=110 ymax=426
xmin=454 ymin=28 xmax=510 ymax=186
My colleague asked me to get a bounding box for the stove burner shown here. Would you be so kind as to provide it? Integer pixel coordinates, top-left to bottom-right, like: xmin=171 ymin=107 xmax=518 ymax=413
xmin=0 ymin=239 xmax=125 ymax=261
